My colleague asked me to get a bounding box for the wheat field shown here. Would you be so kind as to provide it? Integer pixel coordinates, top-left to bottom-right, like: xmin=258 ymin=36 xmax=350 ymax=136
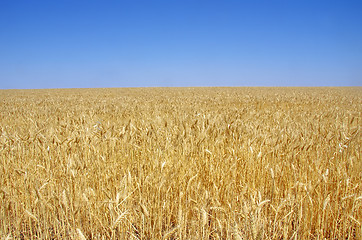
xmin=0 ymin=87 xmax=361 ymax=239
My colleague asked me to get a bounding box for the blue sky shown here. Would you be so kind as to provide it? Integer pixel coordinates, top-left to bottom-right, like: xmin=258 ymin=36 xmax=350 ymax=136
xmin=0 ymin=0 xmax=361 ymax=89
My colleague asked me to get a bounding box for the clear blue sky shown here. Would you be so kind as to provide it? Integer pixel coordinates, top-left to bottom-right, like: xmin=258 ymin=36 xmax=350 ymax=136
xmin=0 ymin=0 xmax=361 ymax=89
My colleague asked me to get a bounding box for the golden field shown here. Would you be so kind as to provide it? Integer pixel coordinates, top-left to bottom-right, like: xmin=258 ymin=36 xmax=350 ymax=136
xmin=0 ymin=87 xmax=361 ymax=239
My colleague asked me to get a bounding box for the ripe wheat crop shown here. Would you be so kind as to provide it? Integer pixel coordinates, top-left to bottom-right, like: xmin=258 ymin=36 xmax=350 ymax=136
xmin=0 ymin=87 xmax=361 ymax=239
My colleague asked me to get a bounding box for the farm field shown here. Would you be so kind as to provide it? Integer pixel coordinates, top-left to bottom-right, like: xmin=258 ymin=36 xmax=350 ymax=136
xmin=0 ymin=87 xmax=361 ymax=239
